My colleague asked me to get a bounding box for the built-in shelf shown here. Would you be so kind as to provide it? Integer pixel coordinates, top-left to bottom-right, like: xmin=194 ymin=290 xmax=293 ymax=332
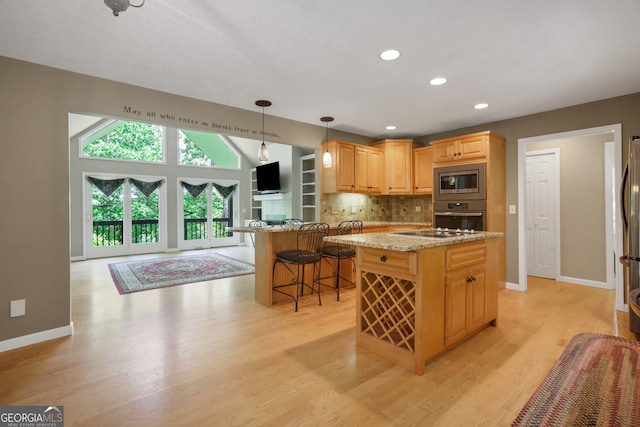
xmin=301 ymin=154 xmax=317 ymax=222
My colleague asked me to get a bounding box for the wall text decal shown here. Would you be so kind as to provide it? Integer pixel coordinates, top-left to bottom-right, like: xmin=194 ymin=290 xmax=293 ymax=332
xmin=123 ymin=105 xmax=281 ymax=139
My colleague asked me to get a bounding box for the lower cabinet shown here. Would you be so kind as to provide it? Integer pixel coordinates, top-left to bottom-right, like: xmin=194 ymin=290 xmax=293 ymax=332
xmin=354 ymin=239 xmax=498 ymax=375
xmin=444 ymin=243 xmax=488 ymax=347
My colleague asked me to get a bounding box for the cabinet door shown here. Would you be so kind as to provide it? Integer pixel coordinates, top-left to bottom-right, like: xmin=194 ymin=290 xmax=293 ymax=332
xmin=458 ymin=135 xmax=487 ymax=161
xmin=354 ymin=146 xmax=370 ymax=193
xmin=336 ymin=143 xmax=355 ymax=192
xmin=432 ymin=140 xmax=457 ymax=163
xmin=386 ymin=141 xmax=413 ymax=194
xmin=413 ymin=146 xmax=433 ymax=194
xmin=467 ymin=265 xmax=487 ymax=330
xmin=367 ymin=148 xmax=383 ymax=193
xmin=354 ymin=146 xmax=382 ymax=193
xmin=445 ymin=269 xmax=468 ymax=346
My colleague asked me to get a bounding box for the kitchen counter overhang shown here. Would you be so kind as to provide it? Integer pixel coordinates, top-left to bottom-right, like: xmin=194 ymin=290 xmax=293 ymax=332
xmin=324 ymin=230 xmax=503 ymax=251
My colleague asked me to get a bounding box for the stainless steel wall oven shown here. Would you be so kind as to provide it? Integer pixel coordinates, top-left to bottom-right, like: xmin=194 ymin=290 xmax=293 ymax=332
xmin=434 ymin=200 xmax=486 ymax=231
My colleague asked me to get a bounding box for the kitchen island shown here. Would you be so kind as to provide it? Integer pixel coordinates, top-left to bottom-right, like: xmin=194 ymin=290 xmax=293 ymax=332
xmin=227 ymin=222 xmax=432 ymax=306
xmin=324 ymin=230 xmax=503 ymax=375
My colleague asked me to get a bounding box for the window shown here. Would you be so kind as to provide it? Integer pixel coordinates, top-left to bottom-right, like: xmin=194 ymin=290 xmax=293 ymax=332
xmin=178 ymin=129 xmax=239 ymax=169
xmin=81 ymin=119 xmax=164 ymax=163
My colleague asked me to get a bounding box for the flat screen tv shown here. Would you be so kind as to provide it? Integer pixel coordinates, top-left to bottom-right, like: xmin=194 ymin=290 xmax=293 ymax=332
xmin=256 ymin=161 xmax=281 ymax=193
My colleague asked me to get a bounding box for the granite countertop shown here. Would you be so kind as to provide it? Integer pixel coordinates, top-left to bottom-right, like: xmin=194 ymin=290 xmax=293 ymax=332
xmin=324 ymin=231 xmax=503 ymax=252
xmin=228 ymin=221 xmax=432 ymax=233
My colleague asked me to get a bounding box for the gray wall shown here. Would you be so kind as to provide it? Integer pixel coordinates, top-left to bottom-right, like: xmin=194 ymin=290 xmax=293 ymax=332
xmin=0 ymin=56 xmax=370 ymax=343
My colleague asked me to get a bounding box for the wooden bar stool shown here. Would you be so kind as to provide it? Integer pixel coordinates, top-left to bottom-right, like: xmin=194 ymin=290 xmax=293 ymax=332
xmin=271 ymin=222 xmax=329 ymax=311
xmin=318 ymin=220 xmax=362 ymax=301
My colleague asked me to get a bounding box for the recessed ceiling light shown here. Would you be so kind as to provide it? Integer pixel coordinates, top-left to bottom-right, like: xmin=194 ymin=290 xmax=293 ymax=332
xmin=380 ymin=49 xmax=400 ymax=61
xmin=430 ymin=77 xmax=447 ymax=86
xmin=386 ymin=125 xmax=397 ymax=130
xmin=474 ymin=103 xmax=489 ymax=110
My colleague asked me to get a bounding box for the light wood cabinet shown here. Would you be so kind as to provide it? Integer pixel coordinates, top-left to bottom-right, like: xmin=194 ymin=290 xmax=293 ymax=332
xmin=431 ymin=132 xmax=488 ymax=164
xmin=431 ymin=130 xmax=506 ymax=290
xmin=413 ymin=146 xmax=433 ymax=194
xmin=444 ymin=243 xmax=488 ymax=347
xmin=371 ymin=139 xmax=413 ymax=194
xmin=321 ymin=140 xmax=355 ymax=193
xmin=321 ymin=140 xmax=382 ymax=194
xmin=355 ymin=238 xmax=498 ymax=375
xmin=354 ymin=145 xmax=383 ymax=193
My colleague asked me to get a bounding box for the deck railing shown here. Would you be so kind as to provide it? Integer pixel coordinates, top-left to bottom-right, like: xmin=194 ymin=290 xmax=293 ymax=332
xmin=92 ymin=218 xmax=231 ymax=246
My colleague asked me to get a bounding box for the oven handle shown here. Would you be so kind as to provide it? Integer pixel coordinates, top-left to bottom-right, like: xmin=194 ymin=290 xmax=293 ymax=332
xmin=434 ymin=211 xmax=483 ymax=217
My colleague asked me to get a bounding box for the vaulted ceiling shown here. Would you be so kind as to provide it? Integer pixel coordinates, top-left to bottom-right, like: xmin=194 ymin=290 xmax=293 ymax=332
xmin=2 ymin=1 xmax=640 ymax=140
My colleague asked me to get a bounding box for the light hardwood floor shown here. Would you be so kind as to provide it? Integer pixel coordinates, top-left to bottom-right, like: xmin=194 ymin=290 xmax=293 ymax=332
xmin=0 ymin=247 xmax=635 ymax=426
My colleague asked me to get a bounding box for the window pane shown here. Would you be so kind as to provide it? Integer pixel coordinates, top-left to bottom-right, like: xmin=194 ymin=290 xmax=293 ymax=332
xmin=82 ymin=120 xmax=164 ymax=163
xmin=179 ymin=129 xmax=239 ymax=168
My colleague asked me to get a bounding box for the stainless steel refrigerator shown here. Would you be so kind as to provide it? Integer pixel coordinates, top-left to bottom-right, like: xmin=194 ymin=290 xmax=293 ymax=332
xmin=620 ymin=136 xmax=640 ymax=332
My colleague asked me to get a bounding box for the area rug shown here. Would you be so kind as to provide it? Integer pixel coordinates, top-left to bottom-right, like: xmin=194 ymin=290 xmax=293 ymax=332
xmin=512 ymin=333 xmax=640 ymax=426
xmin=108 ymin=253 xmax=254 ymax=294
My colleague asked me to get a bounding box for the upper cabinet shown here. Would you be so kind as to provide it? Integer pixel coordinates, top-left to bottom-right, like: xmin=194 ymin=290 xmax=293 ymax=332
xmin=431 ymin=132 xmax=491 ymax=165
xmin=413 ymin=146 xmax=433 ymax=194
xmin=354 ymin=145 xmax=383 ymax=194
xmin=321 ymin=140 xmax=382 ymax=194
xmin=371 ymin=139 xmax=413 ymax=195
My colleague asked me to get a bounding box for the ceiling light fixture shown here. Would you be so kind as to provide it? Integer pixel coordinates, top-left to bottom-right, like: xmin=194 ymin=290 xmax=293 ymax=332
xmin=386 ymin=125 xmax=397 ymax=130
xmin=104 ymin=0 xmax=145 ymax=17
xmin=255 ymin=100 xmax=272 ymax=164
xmin=430 ymin=77 xmax=447 ymax=86
xmin=474 ymin=103 xmax=489 ymax=110
xmin=321 ymin=116 xmax=334 ymax=168
xmin=380 ymin=49 xmax=400 ymax=61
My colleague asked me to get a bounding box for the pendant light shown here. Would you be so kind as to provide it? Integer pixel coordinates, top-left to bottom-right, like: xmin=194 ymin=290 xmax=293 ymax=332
xmin=255 ymin=100 xmax=272 ymax=164
xmin=321 ymin=116 xmax=334 ymax=168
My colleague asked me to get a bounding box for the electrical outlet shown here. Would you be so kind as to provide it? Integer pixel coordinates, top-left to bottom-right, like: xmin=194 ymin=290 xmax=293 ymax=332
xmin=509 ymin=205 xmax=517 ymax=214
xmin=10 ymin=299 xmax=25 ymax=317
xmin=415 ymin=206 xmax=421 ymax=212
xmin=351 ymin=206 xmax=357 ymax=214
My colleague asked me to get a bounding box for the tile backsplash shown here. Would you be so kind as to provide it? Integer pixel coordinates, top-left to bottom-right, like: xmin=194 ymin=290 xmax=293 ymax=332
xmin=320 ymin=193 xmax=432 ymax=224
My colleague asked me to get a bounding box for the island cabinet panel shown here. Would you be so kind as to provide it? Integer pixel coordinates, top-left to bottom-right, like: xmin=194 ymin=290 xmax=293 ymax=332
xmin=356 ymin=246 xmax=446 ymax=375
xmin=353 ymin=238 xmax=498 ymax=375
xmin=444 ymin=243 xmax=488 ymax=347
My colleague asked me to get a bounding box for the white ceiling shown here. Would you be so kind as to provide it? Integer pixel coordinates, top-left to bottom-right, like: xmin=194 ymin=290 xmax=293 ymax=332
xmin=3 ymin=1 xmax=640 ymax=140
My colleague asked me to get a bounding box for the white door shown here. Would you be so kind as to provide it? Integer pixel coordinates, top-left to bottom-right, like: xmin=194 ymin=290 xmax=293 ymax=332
xmin=526 ymin=150 xmax=558 ymax=279
xmin=85 ymin=174 xmax=166 ymax=258
xmin=178 ymin=179 xmax=240 ymax=250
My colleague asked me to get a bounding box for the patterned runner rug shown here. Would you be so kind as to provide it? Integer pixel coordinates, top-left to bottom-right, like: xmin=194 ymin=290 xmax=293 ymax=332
xmin=108 ymin=253 xmax=255 ymax=294
xmin=512 ymin=333 xmax=640 ymax=426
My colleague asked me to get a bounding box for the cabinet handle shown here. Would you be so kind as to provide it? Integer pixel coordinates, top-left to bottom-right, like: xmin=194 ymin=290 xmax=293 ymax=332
xmin=380 ymin=255 xmax=387 ymax=262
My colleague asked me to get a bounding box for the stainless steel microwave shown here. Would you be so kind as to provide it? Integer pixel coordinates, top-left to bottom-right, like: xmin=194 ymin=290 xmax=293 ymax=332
xmin=433 ymin=162 xmax=486 ymax=201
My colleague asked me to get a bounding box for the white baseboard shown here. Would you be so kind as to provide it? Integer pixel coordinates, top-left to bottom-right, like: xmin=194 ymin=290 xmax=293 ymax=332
xmin=165 ymin=248 xmax=179 ymax=253
xmin=70 ymin=256 xmax=85 ymax=262
xmin=557 ymin=275 xmax=611 ymax=289
xmin=0 ymin=323 xmax=73 ymax=353
xmin=506 ymin=281 xmax=526 ymax=292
